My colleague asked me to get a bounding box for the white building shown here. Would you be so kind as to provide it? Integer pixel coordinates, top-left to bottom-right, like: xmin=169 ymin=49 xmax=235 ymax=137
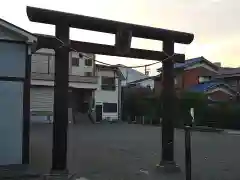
xmin=118 ymin=64 xmax=155 ymax=89
xmin=95 ymin=64 xmax=123 ymax=122
xmin=30 ymin=49 xmax=123 ymax=123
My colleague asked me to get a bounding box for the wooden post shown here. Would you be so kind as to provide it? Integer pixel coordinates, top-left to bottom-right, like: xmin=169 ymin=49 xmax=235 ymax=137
xmin=160 ymin=40 xmax=176 ymax=166
xmin=52 ymin=23 xmax=69 ymax=171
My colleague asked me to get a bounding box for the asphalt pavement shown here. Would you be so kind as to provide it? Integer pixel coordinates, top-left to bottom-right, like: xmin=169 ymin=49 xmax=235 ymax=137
xmin=29 ymin=123 xmax=240 ymax=180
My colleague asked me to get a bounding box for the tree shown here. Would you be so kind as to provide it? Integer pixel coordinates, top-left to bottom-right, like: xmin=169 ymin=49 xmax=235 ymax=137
xmin=122 ymin=86 xmax=159 ymax=123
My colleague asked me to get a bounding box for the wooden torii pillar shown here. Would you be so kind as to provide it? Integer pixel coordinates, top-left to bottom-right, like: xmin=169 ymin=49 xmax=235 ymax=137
xmin=26 ymin=6 xmax=194 ymax=171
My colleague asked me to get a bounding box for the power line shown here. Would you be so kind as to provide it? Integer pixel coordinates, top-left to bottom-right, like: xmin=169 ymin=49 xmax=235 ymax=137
xmin=55 ymin=37 xmax=176 ymax=69
xmin=70 ymin=47 xmax=161 ymax=68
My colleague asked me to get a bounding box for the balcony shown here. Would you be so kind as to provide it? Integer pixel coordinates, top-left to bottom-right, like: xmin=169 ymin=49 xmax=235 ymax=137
xmin=31 ymin=72 xmax=98 ymax=84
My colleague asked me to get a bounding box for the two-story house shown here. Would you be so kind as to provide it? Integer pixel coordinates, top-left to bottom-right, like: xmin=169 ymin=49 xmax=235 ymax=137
xmin=155 ymin=57 xmax=236 ymax=102
xmin=30 ymin=48 xmax=123 ymax=123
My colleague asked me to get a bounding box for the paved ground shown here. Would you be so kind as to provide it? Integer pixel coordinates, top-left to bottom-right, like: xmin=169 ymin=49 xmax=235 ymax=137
xmin=30 ymin=123 xmax=240 ymax=180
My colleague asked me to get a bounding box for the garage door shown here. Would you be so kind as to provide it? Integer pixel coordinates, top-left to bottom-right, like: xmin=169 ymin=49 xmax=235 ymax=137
xmin=30 ymin=87 xmax=54 ymax=116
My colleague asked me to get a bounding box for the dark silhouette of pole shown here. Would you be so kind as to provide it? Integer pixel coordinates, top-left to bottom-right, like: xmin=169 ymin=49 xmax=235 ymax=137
xmin=185 ymin=126 xmax=192 ymax=180
xmin=161 ymin=40 xmax=176 ymax=165
xmin=52 ymin=23 xmax=69 ymax=171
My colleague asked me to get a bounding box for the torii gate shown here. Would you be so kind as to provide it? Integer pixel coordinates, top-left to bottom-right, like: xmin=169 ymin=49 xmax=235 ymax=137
xmin=26 ymin=6 xmax=194 ymax=171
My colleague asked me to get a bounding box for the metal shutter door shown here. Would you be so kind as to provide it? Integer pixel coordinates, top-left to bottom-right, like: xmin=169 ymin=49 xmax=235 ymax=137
xmin=30 ymin=87 xmax=54 ymax=113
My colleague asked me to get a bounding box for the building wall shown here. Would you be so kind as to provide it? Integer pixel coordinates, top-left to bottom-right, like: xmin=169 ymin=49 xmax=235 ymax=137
xmin=208 ymin=90 xmax=233 ymax=101
xmin=0 ymin=41 xmax=26 ymax=165
xmin=154 ymin=64 xmax=219 ymax=96
xmin=180 ymin=66 xmax=217 ymax=89
xmin=71 ymin=52 xmax=94 ymax=76
xmin=136 ymin=79 xmax=155 ymax=89
xmin=119 ymin=66 xmax=149 ymax=84
xmin=223 ymin=79 xmax=240 ymax=92
xmin=94 ymin=69 xmax=120 ymax=120
xmin=32 ymin=49 xmax=94 ymax=76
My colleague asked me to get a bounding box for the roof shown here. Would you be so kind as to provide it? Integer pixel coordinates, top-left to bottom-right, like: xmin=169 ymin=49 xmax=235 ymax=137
xmin=214 ymin=67 xmax=240 ymax=79
xmin=96 ymin=64 xmax=118 ymax=70
xmin=96 ymin=64 xmax=125 ymax=80
xmin=127 ymin=76 xmax=155 ymax=84
xmin=188 ymin=81 xmax=235 ymax=94
xmin=189 ymin=82 xmax=220 ymax=92
xmin=157 ymin=56 xmax=219 ymax=72
xmin=0 ymin=18 xmax=37 ymax=43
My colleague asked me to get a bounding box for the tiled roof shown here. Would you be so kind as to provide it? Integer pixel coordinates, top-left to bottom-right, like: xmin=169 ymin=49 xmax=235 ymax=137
xmin=158 ymin=56 xmax=219 ymax=71
xmin=218 ymin=67 xmax=240 ymax=75
xmin=188 ymin=81 xmax=234 ymax=93
xmin=157 ymin=57 xmax=202 ymax=71
xmin=188 ymin=82 xmax=220 ymax=92
xmin=214 ymin=67 xmax=240 ymax=79
xmin=173 ymin=57 xmax=202 ymax=69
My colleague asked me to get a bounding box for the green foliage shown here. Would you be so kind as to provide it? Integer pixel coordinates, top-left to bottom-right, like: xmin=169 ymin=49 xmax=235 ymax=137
xmin=179 ymin=91 xmax=208 ymax=108
xmin=122 ymin=86 xmax=160 ymax=122
xmin=177 ymin=91 xmax=208 ymax=126
xmin=123 ymin=88 xmax=240 ymax=130
xmin=197 ymin=102 xmax=240 ymax=129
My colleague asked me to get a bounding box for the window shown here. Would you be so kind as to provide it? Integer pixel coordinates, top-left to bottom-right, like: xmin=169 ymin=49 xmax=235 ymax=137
xmin=101 ymin=77 xmax=116 ymax=91
xmin=85 ymin=72 xmax=92 ymax=76
xmin=72 ymin=58 xmax=79 ymax=66
xmin=198 ymin=76 xmax=210 ymax=83
xmin=103 ymin=103 xmax=117 ymax=113
xmin=85 ymin=58 xmax=92 ymax=66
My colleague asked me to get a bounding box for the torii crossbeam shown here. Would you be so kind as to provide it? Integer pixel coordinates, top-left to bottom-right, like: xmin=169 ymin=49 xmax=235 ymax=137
xmin=26 ymin=6 xmax=194 ymax=172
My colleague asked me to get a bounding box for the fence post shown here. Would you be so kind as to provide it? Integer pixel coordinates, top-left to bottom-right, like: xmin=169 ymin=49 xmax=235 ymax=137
xmin=143 ymin=116 xmax=145 ymax=125
xmin=184 ymin=126 xmax=192 ymax=180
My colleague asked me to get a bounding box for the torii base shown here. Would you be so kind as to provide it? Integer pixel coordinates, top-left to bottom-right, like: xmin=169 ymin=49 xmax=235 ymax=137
xmin=156 ymin=161 xmax=181 ymax=173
